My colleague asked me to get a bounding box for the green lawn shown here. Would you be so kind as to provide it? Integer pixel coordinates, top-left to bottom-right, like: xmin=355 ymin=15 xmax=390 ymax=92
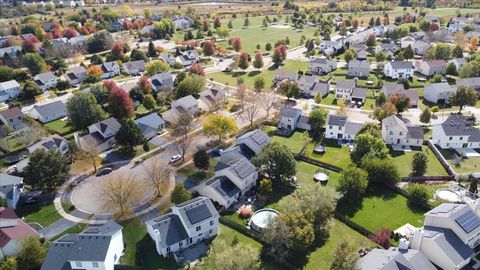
xmin=177 ymin=158 xmax=219 ymax=184
xmin=5 ymin=136 xmax=29 ymax=152
xmin=296 ymin=161 xmax=341 ymax=189
xmin=337 ymin=185 xmax=425 ymax=232
xmin=305 ymin=219 xmax=376 ymax=270
xmin=319 ymin=93 xmax=336 ymax=105
xmin=390 ymin=146 xmax=448 ymax=177
xmin=437 ymin=148 xmax=480 ymax=174
xmin=44 ymin=118 xmax=76 ymax=135
xmin=15 ymin=203 xmax=62 ymax=227
xmin=305 ymin=139 xmax=353 ymax=169
xmin=208 ymin=60 xmax=308 ymax=90
xmin=270 ymin=130 xmax=307 ymax=154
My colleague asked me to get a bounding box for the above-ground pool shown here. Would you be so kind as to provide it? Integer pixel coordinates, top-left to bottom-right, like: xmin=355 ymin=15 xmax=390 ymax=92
xmin=314 ymin=172 xmax=329 ymax=182
xmin=435 ymin=188 xmax=463 ymax=203
xmin=249 ymin=208 xmax=279 ymax=232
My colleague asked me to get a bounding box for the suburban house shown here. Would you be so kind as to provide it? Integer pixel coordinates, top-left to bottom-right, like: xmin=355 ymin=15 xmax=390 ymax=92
xmin=100 ymin=61 xmax=121 ymax=79
xmin=65 ymin=66 xmax=87 ymax=86
xmin=0 ymin=107 xmax=24 ymax=131
xmin=419 ymin=60 xmax=448 ymax=77
xmin=178 ymin=49 xmax=200 ymax=66
xmin=0 ymin=80 xmax=20 ymax=103
xmin=449 ymin=58 xmax=467 ymax=72
xmin=134 ymin=113 xmax=165 ymax=140
xmin=324 ymin=113 xmax=363 ymax=141
xmin=377 ymin=43 xmax=398 ymax=58
xmin=400 ymin=36 xmax=415 ymax=48
xmin=384 ymin=61 xmax=414 ymax=79
xmin=424 ymin=83 xmax=456 ymax=104
xmin=0 ymin=208 xmax=38 ymax=259
xmin=382 ymin=83 xmax=419 ymax=107
xmin=29 ymin=101 xmax=67 ymax=123
xmin=273 ymin=70 xmax=297 ymax=85
xmin=77 ymin=117 xmax=121 ymax=152
xmin=335 ymin=80 xmax=367 ymax=104
xmin=278 ymin=107 xmax=301 ymax=131
xmin=357 ymin=244 xmax=436 ymax=270
xmin=172 ymin=15 xmax=193 ymax=30
xmin=235 ymin=129 xmax=271 ymax=155
xmin=41 ymin=221 xmax=124 ymax=270
xmin=347 ymin=60 xmax=370 ymax=77
xmin=0 ymin=46 xmax=21 ymax=58
xmin=382 ymin=115 xmax=423 ymax=147
xmin=159 ymin=53 xmax=177 ymax=66
xmin=457 ymin=77 xmax=480 ymax=90
xmin=150 ymin=72 xmax=174 ymax=92
xmin=355 ymin=49 xmax=368 ymax=61
xmin=27 ymin=134 xmax=69 ymax=156
xmin=309 ymin=57 xmax=337 ymax=75
xmin=123 ymin=60 xmax=145 ymax=75
xmin=299 ymin=75 xmax=329 ymax=97
xmin=319 ymin=40 xmax=342 ymax=56
xmin=432 ymin=114 xmax=480 ymax=149
xmin=162 ymin=95 xmax=199 ymax=123
xmin=145 ymin=197 xmax=219 ymax=258
xmin=409 ymin=203 xmax=480 ymax=270
xmin=199 ymin=84 xmax=227 ymax=111
xmin=0 ymin=174 xmax=24 ymax=209
xmin=33 ymin=72 xmax=58 ymax=91
xmin=413 ymin=40 xmax=432 ymax=56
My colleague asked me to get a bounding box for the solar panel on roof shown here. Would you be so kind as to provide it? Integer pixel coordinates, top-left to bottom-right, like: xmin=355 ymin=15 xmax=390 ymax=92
xmin=455 ymin=211 xmax=480 ymax=233
xmin=186 ymin=204 xmax=211 ymax=224
xmin=233 ymin=160 xmax=254 ymax=179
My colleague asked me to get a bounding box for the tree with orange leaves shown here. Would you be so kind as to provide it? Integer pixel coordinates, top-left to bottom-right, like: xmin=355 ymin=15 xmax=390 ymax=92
xmin=86 ymin=65 xmax=103 ymax=83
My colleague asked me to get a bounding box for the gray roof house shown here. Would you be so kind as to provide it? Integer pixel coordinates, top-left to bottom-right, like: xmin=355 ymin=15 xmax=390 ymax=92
xmin=159 ymin=53 xmax=177 ymax=66
xmin=199 ymin=84 xmax=227 ymax=111
xmin=0 ymin=107 xmax=24 ymax=131
xmin=41 ymin=221 xmax=124 ymax=270
xmin=29 ymin=101 xmax=67 ymax=123
xmin=348 ymin=60 xmax=370 ymax=77
xmin=162 ymin=95 xmax=199 ymax=123
xmin=382 ymin=114 xmax=423 ymax=147
xmin=382 ymin=83 xmax=419 ymax=107
xmin=325 ymin=113 xmax=363 ymax=141
xmin=419 ymin=60 xmax=447 ymax=77
xmin=457 ymin=77 xmax=480 ymax=90
xmin=123 ymin=60 xmax=145 ymax=75
xmin=27 ymin=134 xmax=69 ymax=156
xmin=413 ymin=40 xmax=432 ymax=56
xmin=235 ymin=129 xmax=271 ymax=155
xmin=278 ymin=107 xmax=302 ymax=131
xmin=100 ymin=61 xmax=120 ymax=79
xmin=134 ymin=113 xmax=165 ymax=140
xmin=355 ymin=49 xmax=368 ymax=60
xmin=424 ymin=83 xmax=456 ymax=104
xmin=309 ymin=57 xmax=337 ymax=75
xmin=0 ymin=173 xmax=23 ymax=209
xmin=448 ymin=58 xmax=467 ymax=72
xmin=299 ymin=75 xmax=329 ymax=97
xmin=177 ymin=49 xmax=200 ymax=67
xmin=273 ymin=69 xmax=297 ymax=85
xmin=33 ymin=71 xmax=58 ymax=91
xmin=150 ymin=72 xmax=173 ymax=92
xmin=432 ymin=114 xmax=480 ymax=149
xmin=65 ymin=66 xmax=87 ymax=86
xmin=357 ymin=246 xmax=436 ymax=270
xmin=145 ymin=197 xmax=219 ymax=258
xmin=0 ymin=80 xmax=20 ymax=103
xmin=77 ymin=117 xmax=121 ymax=152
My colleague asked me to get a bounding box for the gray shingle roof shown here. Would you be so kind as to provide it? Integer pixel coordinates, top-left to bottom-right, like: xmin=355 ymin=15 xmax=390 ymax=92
xmin=205 ymin=176 xmax=241 ymax=202
xmin=146 ymin=213 xmax=189 ymax=248
xmin=423 ymin=226 xmax=474 ymax=265
xmin=336 ymin=80 xmax=355 ymax=89
xmin=280 ymin=107 xmax=301 ymax=118
xmin=352 ymin=87 xmax=368 ymax=99
xmin=348 ymin=60 xmax=370 ymax=69
xmin=439 ymin=115 xmax=480 ymax=141
xmin=388 ymin=61 xmax=413 ymax=69
xmin=34 ymin=72 xmax=57 ymax=85
xmin=32 ymin=101 xmax=66 ymax=118
xmin=327 ymin=114 xmax=347 ymax=126
xmin=357 ymin=247 xmax=436 ymax=270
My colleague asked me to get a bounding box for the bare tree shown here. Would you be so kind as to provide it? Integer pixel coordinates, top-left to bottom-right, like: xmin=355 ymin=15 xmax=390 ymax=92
xmin=102 ymin=175 xmax=139 ymax=216
xmin=261 ymin=91 xmax=279 ymax=118
xmin=236 ymin=84 xmax=247 ymax=113
xmin=143 ymin=158 xmax=171 ymax=197
xmin=244 ymin=92 xmax=261 ymax=126
xmin=83 ymin=144 xmax=99 ymax=173
xmin=172 ymin=113 xmax=194 ymax=160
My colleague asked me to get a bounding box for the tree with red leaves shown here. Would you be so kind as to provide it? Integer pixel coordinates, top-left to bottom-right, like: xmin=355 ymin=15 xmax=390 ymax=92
xmin=202 ymin=40 xmax=216 ymax=57
xmin=277 ymin=44 xmax=287 ymax=60
xmin=253 ymin=51 xmax=264 ymax=69
xmin=110 ymin=43 xmax=125 ymax=61
xmin=65 ymin=28 xmax=78 ymax=39
xmin=10 ymin=25 xmax=20 ymax=36
xmin=132 ymin=21 xmax=141 ymax=30
xmin=202 ymin=19 xmax=210 ymax=32
xmin=352 ymin=19 xmax=359 ymax=29
xmin=123 ymin=20 xmax=132 ymax=30
xmin=79 ymin=26 xmax=89 ymax=35
xmin=230 ymin=37 xmax=242 ymax=52
xmin=103 ymin=80 xmax=117 ymax=92
xmin=52 ymin=27 xmax=63 ymax=39
xmin=189 ymin=64 xmax=205 ymax=76
xmin=429 ymin=23 xmax=439 ymax=32
xmin=214 ymin=16 xmax=221 ymax=28
xmin=272 ymin=47 xmax=283 ymax=65
xmin=22 ymin=38 xmax=39 ymax=53
xmin=238 ymin=52 xmax=250 ymax=70
xmin=109 ymin=87 xmax=134 ymax=119
xmin=138 ymin=76 xmax=152 ymax=94
xmin=369 ymin=228 xmax=391 ymax=249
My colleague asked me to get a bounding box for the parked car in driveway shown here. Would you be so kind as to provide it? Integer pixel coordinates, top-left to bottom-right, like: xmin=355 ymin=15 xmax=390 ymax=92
xmin=96 ymin=167 xmax=112 ymax=176
xmin=168 ymin=155 xmax=182 ymax=164
xmin=72 ymin=174 xmax=88 ymax=186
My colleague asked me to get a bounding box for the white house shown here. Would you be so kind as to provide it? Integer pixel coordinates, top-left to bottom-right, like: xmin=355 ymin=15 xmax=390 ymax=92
xmin=199 ymin=84 xmax=227 ymax=111
xmin=0 ymin=46 xmax=21 ymax=58
xmin=123 ymin=60 xmax=145 ymax=75
xmin=27 ymin=134 xmax=69 ymax=156
xmin=449 ymin=58 xmax=467 ymax=72
xmin=161 ymin=95 xmax=199 ymax=123
xmin=145 ymin=197 xmax=219 ymax=258
xmin=41 ymin=221 xmax=124 ymax=270
xmin=400 ymin=36 xmax=415 ymax=49
xmin=424 ymin=83 xmax=456 ymax=104
xmin=382 ymin=115 xmax=423 ymax=147
xmin=0 ymin=80 xmax=20 ymax=103
xmin=278 ymin=107 xmax=301 ymax=131
xmin=347 ymin=60 xmax=370 ymax=78
xmin=309 ymin=57 xmax=337 ymax=75
xmin=432 ymin=114 xmax=480 ymax=149
xmin=413 ymin=40 xmax=432 ymax=56
xmin=0 ymin=208 xmax=39 ymax=259
xmin=419 ymin=60 xmax=447 ymax=77
xmin=409 ymin=203 xmax=480 ymax=270
xmin=100 ymin=61 xmax=121 ymax=79
xmin=33 ymin=72 xmax=58 ymax=91
xmin=335 ymin=80 xmax=367 ymax=104
xmin=457 ymin=77 xmax=480 ymax=90
xmin=177 ymin=50 xmax=200 ymax=67
xmin=29 ymin=101 xmax=67 ymax=123
xmin=76 ymin=117 xmax=121 ymax=152
xmin=0 ymin=174 xmax=24 ymax=209
xmin=319 ymin=40 xmax=342 ymax=56
xmin=325 ymin=113 xmax=362 ymax=141
xmin=384 ymin=61 xmax=414 ymax=79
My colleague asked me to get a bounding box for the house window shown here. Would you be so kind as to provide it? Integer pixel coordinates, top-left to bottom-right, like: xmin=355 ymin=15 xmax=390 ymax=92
xmin=460 ymin=137 xmax=463 ymax=140
xmin=179 ymin=241 xmax=183 ymax=247
xmin=92 ymin=262 xmax=99 ymax=268
xmin=196 ymin=226 xmax=201 ymax=231
xmin=329 ymin=125 xmax=333 ymax=129
xmin=399 ymin=132 xmax=403 ymax=136
xmin=167 ymin=247 xmax=171 ymax=253
xmin=449 ymin=137 xmax=453 ymax=140
xmin=189 ymin=237 xmax=193 ymax=244
xmin=75 ymin=262 xmax=82 ymax=267
xmin=389 ymin=131 xmax=393 ymax=135
xmin=114 ymin=255 xmax=117 ymax=262
xmin=210 ymin=220 xmax=214 ymax=226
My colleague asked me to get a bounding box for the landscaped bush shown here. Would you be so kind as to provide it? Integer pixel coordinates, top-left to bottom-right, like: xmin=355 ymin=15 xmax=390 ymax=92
xmin=369 ymin=228 xmax=391 ymax=249
xmin=406 ymin=184 xmax=429 ymax=207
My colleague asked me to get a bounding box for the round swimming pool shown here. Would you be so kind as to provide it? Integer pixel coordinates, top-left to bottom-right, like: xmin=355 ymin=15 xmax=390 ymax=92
xmin=435 ymin=189 xmax=462 ymax=203
xmin=249 ymin=208 xmax=279 ymax=232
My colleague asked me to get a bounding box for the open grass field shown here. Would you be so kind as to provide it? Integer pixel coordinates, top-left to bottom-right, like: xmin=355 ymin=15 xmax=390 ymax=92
xmin=208 ymin=60 xmax=308 ymax=90
xmin=390 ymin=146 xmax=449 ymax=177
xmin=305 ymin=139 xmax=353 ymax=170
xmin=337 ymin=185 xmax=425 ymax=232
xmin=15 ymin=203 xmax=61 ymax=227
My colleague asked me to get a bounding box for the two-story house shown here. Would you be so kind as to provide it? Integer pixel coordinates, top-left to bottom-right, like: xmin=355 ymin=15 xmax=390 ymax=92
xmin=29 ymin=101 xmax=67 ymax=123
xmin=27 ymin=134 xmax=69 ymax=156
xmin=324 ymin=113 xmax=362 ymax=141
xmin=419 ymin=60 xmax=448 ymax=77
xmin=382 ymin=83 xmax=419 ymax=107
xmin=235 ymin=129 xmax=271 ymax=156
xmin=384 ymin=61 xmax=414 ymax=79
xmin=382 ymin=115 xmax=423 ymax=147
xmin=65 ymin=66 xmax=87 ymax=86
xmin=33 ymin=72 xmax=58 ymax=91
xmin=309 ymin=57 xmax=337 ymax=75
xmin=100 ymin=61 xmax=121 ymax=79
xmin=150 ymin=72 xmax=173 ymax=92
xmin=0 ymin=80 xmax=20 ymax=103
xmin=76 ymin=117 xmax=121 ymax=152
xmin=273 ymin=69 xmax=297 ymax=85
xmin=199 ymin=84 xmax=227 ymax=112
xmin=0 ymin=107 xmax=24 ymax=131
xmin=41 ymin=221 xmax=124 ymax=270
xmin=161 ymin=95 xmax=199 ymax=123
xmin=0 ymin=208 xmax=39 ymax=258
xmin=123 ymin=60 xmax=145 ymax=76
xmin=457 ymin=77 xmax=480 ymax=91
xmin=424 ymin=83 xmax=456 ymax=104
xmin=146 ymin=197 xmax=219 ymax=259
xmin=319 ymin=40 xmax=342 ymax=56
xmin=347 ymin=60 xmax=370 ymax=77
xmin=0 ymin=174 xmax=24 ymax=209
xmin=432 ymin=114 xmax=480 ymax=149
xmin=335 ymin=80 xmax=367 ymax=104
xmin=178 ymin=49 xmax=200 ymax=67
xmin=298 ymin=75 xmax=329 ymax=97
xmin=278 ymin=107 xmax=301 ymax=131
xmin=134 ymin=113 xmax=165 ymax=140
xmin=400 ymin=36 xmax=415 ymax=49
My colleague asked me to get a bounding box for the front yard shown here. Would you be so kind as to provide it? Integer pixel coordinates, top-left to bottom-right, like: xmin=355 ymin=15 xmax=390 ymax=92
xmin=15 ymin=202 xmax=61 ymax=228
xmin=390 ymin=146 xmax=449 ymax=177
xmin=177 ymin=158 xmax=219 ymax=184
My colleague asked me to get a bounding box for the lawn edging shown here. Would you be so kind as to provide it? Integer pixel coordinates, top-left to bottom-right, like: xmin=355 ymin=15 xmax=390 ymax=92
xmin=426 ymin=140 xmax=456 ymax=176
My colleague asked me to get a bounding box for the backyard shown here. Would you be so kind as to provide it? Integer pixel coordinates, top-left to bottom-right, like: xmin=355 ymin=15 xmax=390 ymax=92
xmin=270 ymin=130 xmax=308 ymax=154
xmin=15 ymin=202 xmax=61 ymax=228
xmin=437 ymin=148 xmax=480 ymax=174
xmin=44 ymin=118 xmax=76 ymax=135
xmin=390 ymin=146 xmax=449 ymax=177
xmin=305 ymin=138 xmax=353 ymax=169
xmin=337 ymin=185 xmax=425 ymax=232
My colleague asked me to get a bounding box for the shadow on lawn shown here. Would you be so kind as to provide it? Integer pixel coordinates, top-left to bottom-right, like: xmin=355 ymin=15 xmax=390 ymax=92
xmin=337 ymin=185 xmax=397 ymax=218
